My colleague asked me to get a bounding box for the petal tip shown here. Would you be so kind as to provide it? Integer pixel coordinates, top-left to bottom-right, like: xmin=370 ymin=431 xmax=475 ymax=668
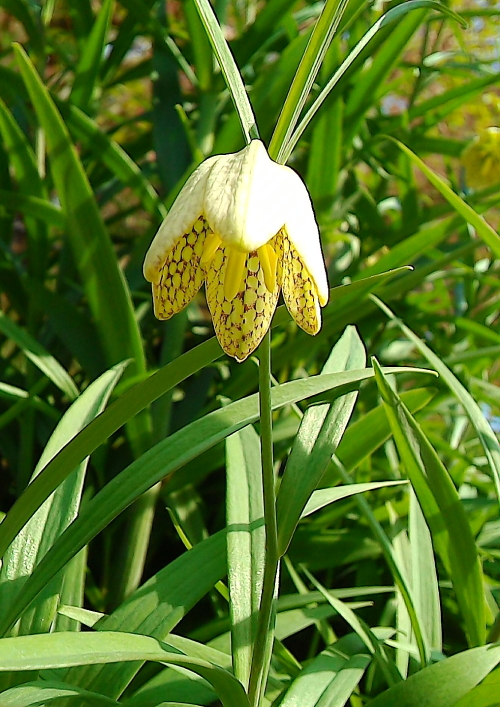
xmin=143 ymin=257 xmax=162 ymax=285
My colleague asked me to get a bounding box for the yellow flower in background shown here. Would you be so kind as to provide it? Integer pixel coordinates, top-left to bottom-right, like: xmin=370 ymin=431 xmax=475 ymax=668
xmin=144 ymin=140 xmax=329 ymax=362
xmin=461 ymin=127 xmax=500 ymax=190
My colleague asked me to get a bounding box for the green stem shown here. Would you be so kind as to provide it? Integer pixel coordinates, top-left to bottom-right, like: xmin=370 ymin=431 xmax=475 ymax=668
xmin=248 ymin=330 xmax=279 ymax=707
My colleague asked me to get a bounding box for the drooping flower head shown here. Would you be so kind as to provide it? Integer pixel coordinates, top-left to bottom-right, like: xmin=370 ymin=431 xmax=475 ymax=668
xmin=144 ymin=140 xmax=328 ymax=361
xmin=461 ymin=127 xmax=500 ymax=190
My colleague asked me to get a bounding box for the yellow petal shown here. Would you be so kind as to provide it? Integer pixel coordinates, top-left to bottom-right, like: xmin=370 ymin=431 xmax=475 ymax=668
xmin=257 ymin=243 xmax=278 ymax=293
xmin=152 ymin=218 xmax=209 ymax=320
xmin=143 ymin=161 xmax=214 ymax=283
xmin=201 ymin=231 xmax=222 ymax=266
xmin=224 ymin=248 xmax=247 ymax=301
xmin=278 ymin=231 xmax=321 ymax=335
xmin=462 ymin=127 xmax=500 ymax=190
xmin=205 ymin=245 xmax=280 ymax=362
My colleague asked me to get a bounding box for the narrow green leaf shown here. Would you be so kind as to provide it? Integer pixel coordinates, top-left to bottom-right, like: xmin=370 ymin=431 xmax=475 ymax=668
xmin=306 ymin=39 xmax=343 ymax=205
xmin=150 ymin=633 xmax=233 ymax=671
xmin=455 ymin=317 xmax=500 ymax=345
xmin=392 ymin=140 xmax=500 ymax=259
xmin=277 ymin=326 xmax=365 ymax=555
xmin=270 ymin=0 xmax=350 ymax=162
xmin=302 ymin=481 xmax=407 ymax=519
xmin=121 ymin=663 xmax=214 ymax=707
xmin=0 ymin=632 xmax=251 ymax=707
xmin=13 ymin=44 xmax=146 ymax=380
xmin=373 ymin=359 xmax=486 ymax=646
xmin=54 ymin=549 xmax=88 ymax=631
xmin=127 ymin=697 xmax=206 ymax=707
xmin=357 ymin=217 xmax=458 ymax=281
xmin=57 ymin=605 xmax=103 ymax=627
xmin=409 ymin=489 xmax=442 ymax=652
xmin=334 ymin=388 xmax=436 ymax=474
xmin=0 ymin=96 xmax=49 ymax=279
xmin=367 ymin=644 xmax=500 ymax=707
xmin=226 ymin=424 xmax=265 ymax=689
xmin=0 ymin=189 xmax=64 ymax=228
xmin=391 ymin=509 xmax=413 ymax=678
xmin=0 ymin=362 xmax=127 ymax=636
xmin=303 ymin=569 xmax=401 ymax=688
xmin=191 ymin=0 xmax=258 ymax=142
xmin=322 ymin=267 xmax=413 ymax=314
xmin=65 ymin=104 xmax=166 ymax=220
xmin=452 ymin=675 xmax=500 ymax=707
xmin=274 ymin=603 xmax=336 ymax=642
xmin=282 ymin=0 xmax=465 ymax=161
xmin=409 ymin=74 xmax=500 ymax=124
xmin=333 ymin=455 xmax=433 ymax=669
xmin=342 ymin=8 xmax=427 ymax=142
xmin=0 ymin=680 xmax=119 ymax=706
xmin=61 ymin=532 xmax=227 ymax=700
xmin=0 ymin=338 xmax=222 ymax=562
xmin=0 ymin=312 xmax=78 ymax=400
xmin=26 ymin=281 xmax=106 ymax=378
xmin=0 ymin=366 xmax=428 ymax=635
xmin=374 ymin=297 xmax=500 ymax=510
xmin=0 ymin=382 xmax=31 ymax=402
xmin=0 ymin=384 xmax=59 ymax=431
xmin=330 ymin=389 xmax=438 ymax=669
xmin=184 ymin=0 xmax=213 ymax=92
xmin=71 ymin=0 xmax=113 ymax=112
xmin=279 ymin=644 xmax=370 ymax=707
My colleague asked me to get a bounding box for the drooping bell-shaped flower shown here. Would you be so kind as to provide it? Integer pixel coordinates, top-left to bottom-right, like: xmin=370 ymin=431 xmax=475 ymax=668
xmin=462 ymin=127 xmax=500 ymax=190
xmin=144 ymin=140 xmax=329 ymax=362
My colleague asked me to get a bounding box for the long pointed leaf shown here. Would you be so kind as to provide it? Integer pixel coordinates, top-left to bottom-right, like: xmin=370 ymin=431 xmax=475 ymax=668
xmin=373 ymin=359 xmax=486 ymax=646
xmin=0 ymin=283 xmax=422 ymax=564
xmin=374 ymin=297 xmax=500 ymax=507
xmin=61 ymin=531 xmax=227 ymax=699
xmin=0 ymin=97 xmax=49 ymax=279
xmin=0 ymin=312 xmax=78 ymax=400
xmin=0 ymin=632 xmax=251 ymax=707
xmin=277 ymin=326 xmax=365 ymax=555
xmin=191 ymin=0 xmax=258 ymax=142
xmin=367 ymin=644 xmax=500 ymax=707
xmin=392 ymin=140 xmax=500 ymax=259
xmin=226 ymin=424 xmax=265 ymax=689
xmin=282 ymin=0 xmax=465 ymax=161
xmin=13 ymin=44 xmax=146 ymax=381
xmin=0 ymin=365 xmax=428 ymax=635
xmin=0 ymin=362 xmax=127 ymax=635
xmin=71 ymin=0 xmax=113 ymax=112
xmin=0 ymin=680 xmax=119 ymax=706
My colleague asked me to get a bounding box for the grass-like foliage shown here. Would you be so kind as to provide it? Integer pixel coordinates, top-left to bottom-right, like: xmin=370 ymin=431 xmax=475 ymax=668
xmin=0 ymin=1 xmax=499 ymax=705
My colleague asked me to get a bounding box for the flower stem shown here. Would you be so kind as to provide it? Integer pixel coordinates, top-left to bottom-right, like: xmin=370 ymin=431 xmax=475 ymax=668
xmin=248 ymin=330 xmax=279 ymax=707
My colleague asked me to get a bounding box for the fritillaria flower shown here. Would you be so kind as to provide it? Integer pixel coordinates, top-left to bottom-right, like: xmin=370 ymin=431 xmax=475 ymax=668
xmin=462 ymin=127 xmax=500 ymax=190
xmin=144 ymin=140 xmax=328 ymax=362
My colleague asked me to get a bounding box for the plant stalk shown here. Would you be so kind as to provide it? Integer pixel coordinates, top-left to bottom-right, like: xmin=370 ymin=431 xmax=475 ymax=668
xmin=248 ymin=330 xmax=279 ymax=707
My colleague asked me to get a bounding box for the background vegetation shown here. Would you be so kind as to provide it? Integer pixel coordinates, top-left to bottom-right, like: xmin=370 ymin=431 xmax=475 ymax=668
xmin=0 ymin=0 xmax=499 ymax=705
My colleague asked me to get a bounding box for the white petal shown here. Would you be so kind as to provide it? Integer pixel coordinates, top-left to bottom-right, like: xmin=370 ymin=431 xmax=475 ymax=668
xmin=143 ymin=157 xmax=216 ymax=283
xmin=280 ymin=167 xmax=329 ymax=306
xmin=203 ymin=140 xmax=289 ymax=252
